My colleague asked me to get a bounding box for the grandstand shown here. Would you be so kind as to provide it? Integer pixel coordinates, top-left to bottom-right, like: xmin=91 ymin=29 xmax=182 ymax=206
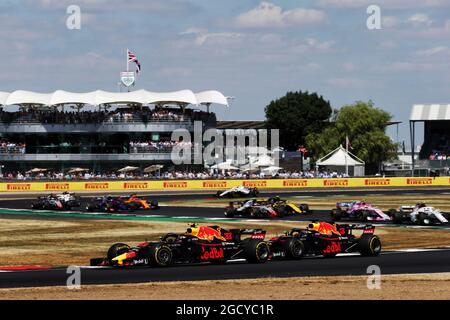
xmin=0 ymin=89 xmax=228 ymax=174
xmin=410 ymin=104 xmax=450 ymax=175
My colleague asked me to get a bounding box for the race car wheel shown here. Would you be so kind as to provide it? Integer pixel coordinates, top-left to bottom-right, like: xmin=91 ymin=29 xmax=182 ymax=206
xmin=149 ymin=245 xmax=173 ymax=267
xmin=418 ymin=212 xmax=431 ymax=225
xmin=150 ymin=200 xmax=159 ymax=209
xmin=361 ymin=210 xmax=371 ymax=222
xmin=392 ymin=212 xmax=403 ymax=224
xmin=359 ymin=235 xmax=382 ymax=256
xmin=244 ymin=240 xmax=269 ymax=263
xmin=107 ymin=243 xmax=131 ymax=262
xmin=300 ymin=204 xmax=310 ymax=214
xmin=387 ymin=209 xmax=397 ymax=217
xmin=224 ymin=208 xmax=236 ymax=218
xmin=331 ymin=209 xmax=342 ymax=221
xmin=282 ymin=238 xmax=304 ymax=259
xmin=249 ymin=208 xmax=261 ymax=219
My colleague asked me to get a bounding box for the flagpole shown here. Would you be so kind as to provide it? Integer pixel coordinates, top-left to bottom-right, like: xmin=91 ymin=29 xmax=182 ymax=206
xmin=126 ymin=48 xmax=129 ymax=72
xmin=345 ymin=136 xmax=349 ymax=177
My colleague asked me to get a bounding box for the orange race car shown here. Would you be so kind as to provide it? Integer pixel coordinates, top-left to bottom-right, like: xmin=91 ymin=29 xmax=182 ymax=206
xmin=122 ymin=195 xmax=159 ymax=210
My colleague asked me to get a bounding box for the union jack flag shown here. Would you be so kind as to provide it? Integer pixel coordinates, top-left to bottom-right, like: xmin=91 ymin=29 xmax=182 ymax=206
xmin=127 ymin=50 xmax=141 ymax=74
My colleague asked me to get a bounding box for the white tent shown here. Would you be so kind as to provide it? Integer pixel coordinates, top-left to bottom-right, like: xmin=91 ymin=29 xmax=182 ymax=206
xmin=316 ymin=146 xmax=365 ymax=176
xmin=261 ymin=166 xmax=283 ymax=176
xmin=252 ymin=154 xmax=275 ymax=167
xmin=210 ymin=161 xmax=239 ymax=170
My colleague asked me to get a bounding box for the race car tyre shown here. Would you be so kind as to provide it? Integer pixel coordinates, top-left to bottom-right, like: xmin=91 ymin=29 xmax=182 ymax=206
xmin=148 ymin=245 xmax=173 ymax=267
xmin=224 ymin=208 xmax=236 ymax=218
xmin=107 ymin=243 xmax=131 ymax=262
xmin=392 ymin=212 xmax=403 ymax=224
xmin=31 ymin=202 xmax=41 ymax=209
xmin=274 ymin=206 xmax=286 ymax=217
xmin=249 ymin=208 xmax=261 ymax=218
xmin=244 ymin=240 xmax=270 ymax=263
xmin=359 ymin=235 xmax=382 ymax=256
xmin=282 ymin=238 xmax=304 ymax=259
xmin=361 ymin=210 xmax=371 ymax=222
xmin=331 ymin=208 xmax=342 ymax=221
xmin=387 ymin=209 xmax=397 ymax=217
xmin=150 ymin=200 xmax=159 ymax=209
xmin=300 ymin=204 xmax=310 ymax=214
xmin=418 ymin=212 xmax=431 ymax=225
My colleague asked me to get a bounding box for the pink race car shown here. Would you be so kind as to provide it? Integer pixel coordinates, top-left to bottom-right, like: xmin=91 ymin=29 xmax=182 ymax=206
xmin=330 ymin=201 xmax=391 ymax=222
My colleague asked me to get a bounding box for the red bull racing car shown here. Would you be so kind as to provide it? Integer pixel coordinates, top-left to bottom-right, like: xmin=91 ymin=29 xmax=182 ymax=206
xmin=268 ymin=221 xmax=382 ymax=259
xmin=90 ymin=224 xmax=270 ymax=267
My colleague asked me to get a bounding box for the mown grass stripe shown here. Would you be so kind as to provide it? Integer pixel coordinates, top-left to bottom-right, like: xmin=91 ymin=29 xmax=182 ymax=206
xmin=0 ymin=208 xmax=239 ymax=223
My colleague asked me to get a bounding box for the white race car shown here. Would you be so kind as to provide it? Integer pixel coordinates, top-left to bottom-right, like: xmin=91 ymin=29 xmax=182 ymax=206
xmin=388 ymin=203 xmax=449 ymax=225
xmin=216 ymin=186 xmax=259 ymax=198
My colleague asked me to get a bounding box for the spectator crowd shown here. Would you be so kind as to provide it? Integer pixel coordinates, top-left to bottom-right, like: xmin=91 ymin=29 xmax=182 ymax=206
xmin=0 ymin=139 xmax=26 ymax=154
xmin=0 ymin=169 xmax=350 ymax=181
xmin=0 ymin=108 xmax=209 ymax=125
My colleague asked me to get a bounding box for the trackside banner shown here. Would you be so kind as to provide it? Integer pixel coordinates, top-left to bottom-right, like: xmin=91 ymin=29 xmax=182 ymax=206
xmin=0 ymin=177 xmax=449 ymax=192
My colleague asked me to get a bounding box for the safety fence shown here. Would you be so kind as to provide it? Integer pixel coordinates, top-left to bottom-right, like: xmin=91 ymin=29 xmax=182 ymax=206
xmin=0 ymin=177 xmax=449 ymax=192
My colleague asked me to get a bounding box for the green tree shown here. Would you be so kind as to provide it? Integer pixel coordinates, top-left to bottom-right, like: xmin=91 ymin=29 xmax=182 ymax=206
xmin=265 ymin=91 xmax=332 ymax=150
xmin=306 ymin=101 xmax=398 ymax=171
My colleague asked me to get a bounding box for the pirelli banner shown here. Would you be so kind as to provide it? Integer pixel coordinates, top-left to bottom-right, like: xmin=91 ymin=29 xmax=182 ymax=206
xmin=0 ymin=177 xmax=449 ymax=193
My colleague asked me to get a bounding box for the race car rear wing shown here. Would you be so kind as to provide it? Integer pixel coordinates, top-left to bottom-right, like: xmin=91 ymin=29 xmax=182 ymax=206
xmin=336 ymin=224 xmax=376 ymax=235
xmin=230 ymin=228 xmax=267 ymax=240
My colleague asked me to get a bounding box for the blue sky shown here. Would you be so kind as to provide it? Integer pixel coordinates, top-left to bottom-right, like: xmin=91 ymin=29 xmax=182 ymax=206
xmin=1 ymin=0 xmax=450 ymax=146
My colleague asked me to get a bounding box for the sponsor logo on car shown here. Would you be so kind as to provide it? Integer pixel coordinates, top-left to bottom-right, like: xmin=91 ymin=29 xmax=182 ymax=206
xmin=243 ymin=181 xmax=267 ymax=188
xmin=163 ymin=181 xmax=188 ymax=189
xmin=123 ymin=182 xmax=148 ymax=189
xmin=199 ymin=247 xmax=225 ymax=261
xmin=202 ymin=181 xmax=227 ymax=188
xmin=85 ymin=182 xmax=109 ymax=190
xmin=406 ymin=178 xmax=433 ymax=185
xmin=323 ymin=242 xmax=342 ymax=254
xmin=45 ymin=183 xmax=70 ymax=190
xmin=365 ymin=179 xmax=390 ymax=186
xmin=282 ymin=180 xmax=308 ymax=187
xmin=323 ymin=179 xmax=349 ymax=187
xmin=251 ymin=234 xmax=265 ymax=240
xmin=6 ymin=183 xmax=31 ymax=191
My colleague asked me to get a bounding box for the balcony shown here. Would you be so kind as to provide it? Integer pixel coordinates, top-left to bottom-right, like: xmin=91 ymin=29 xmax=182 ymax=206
xmin=0 ymin=119 xmax=194 ymax=133
xmin=0 ymin=152 xmax=174 ymax=161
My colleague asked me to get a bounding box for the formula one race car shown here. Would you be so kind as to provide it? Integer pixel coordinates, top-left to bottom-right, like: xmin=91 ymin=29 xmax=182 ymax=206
xmin=330 ymin=201 xmax=391 ymax=222
xmin=31 ymin=192 xmax=81 ymax=210
xmin=216 ymin=186 xmax=259 ymax=198
xmin=224 ymin=199 xmax=279 ymax=218
xmin=267 ymin=196 xmax=312 ymax=215
xmin=388 ymin=203 xmax=449 ymax=226
xmin=268 ymin=221 xmax=382 ymax=259
xmin=90 ymin=224 xmax=270 ymax=267
xmin=122 ymin=194 xmax=159 ymax=210
xmin=85 ymin=195 xmax=158 ymax=212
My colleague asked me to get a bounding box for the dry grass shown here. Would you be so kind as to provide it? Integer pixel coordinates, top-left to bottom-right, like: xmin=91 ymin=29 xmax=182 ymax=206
xmin=0 ymin=217 xmax=449 ymax=267
xmin=1 ymin=273 xmax=450 ymax=300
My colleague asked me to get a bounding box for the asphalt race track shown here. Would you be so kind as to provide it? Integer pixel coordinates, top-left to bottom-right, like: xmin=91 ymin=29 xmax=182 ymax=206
xmin=0 ymin=250 xmax=450 ymax=288
xmin=0 ymin=188 xmax=449 ymax=224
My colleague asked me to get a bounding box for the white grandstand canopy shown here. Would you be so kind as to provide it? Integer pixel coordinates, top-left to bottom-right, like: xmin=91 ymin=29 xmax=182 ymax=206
xmin=0 ymin=89 xmax=229 ymax=107
xmin=410 ymin=104 xmax=450 ymax=121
